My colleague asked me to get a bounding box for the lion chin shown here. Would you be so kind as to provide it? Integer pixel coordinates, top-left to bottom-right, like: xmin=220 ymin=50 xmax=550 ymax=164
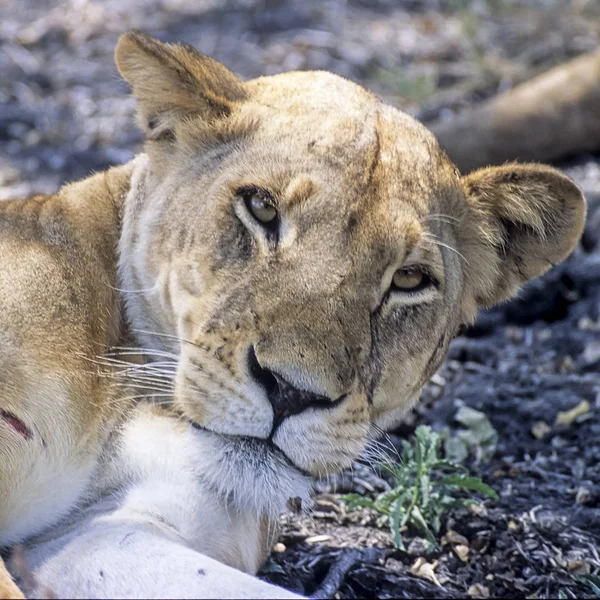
xmin=188 ymin=423 xmax=315 ymax=517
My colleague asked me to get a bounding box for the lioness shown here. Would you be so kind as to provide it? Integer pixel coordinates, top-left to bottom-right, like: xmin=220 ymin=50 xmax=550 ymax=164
xmin=0 ymin=31 xmax=586 ymax=598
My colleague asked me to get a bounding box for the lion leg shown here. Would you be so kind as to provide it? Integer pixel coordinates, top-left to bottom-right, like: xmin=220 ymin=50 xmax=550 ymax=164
xmin=0 ymin=557 xmax=25 ymax=599
xmin=23 ymin=519 xmax=303 ymax=599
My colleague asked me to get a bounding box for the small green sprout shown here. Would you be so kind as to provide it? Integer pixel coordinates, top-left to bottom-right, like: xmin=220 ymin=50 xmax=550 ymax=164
xmin=342 ymin=425 xmax=498 ymax=551
xmin=580 ymin=575 xmax=600 ymax=598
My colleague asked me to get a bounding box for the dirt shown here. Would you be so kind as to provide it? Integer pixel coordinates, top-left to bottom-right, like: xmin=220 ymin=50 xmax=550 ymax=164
xmin=2 ymin=1 xmax=600 ymax=598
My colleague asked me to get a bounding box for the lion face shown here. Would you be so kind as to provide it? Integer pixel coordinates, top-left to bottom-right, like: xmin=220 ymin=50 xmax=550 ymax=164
xmin=116 ymin=32 xmax=585 ymax=479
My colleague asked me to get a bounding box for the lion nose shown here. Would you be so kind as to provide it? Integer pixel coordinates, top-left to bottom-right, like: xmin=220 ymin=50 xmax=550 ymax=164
xmin=247 ymin=346 xmax=343 ymax=433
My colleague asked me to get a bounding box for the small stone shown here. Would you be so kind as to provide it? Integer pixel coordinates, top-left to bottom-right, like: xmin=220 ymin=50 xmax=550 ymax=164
xmin=536 ymin=328 xmax=552 ymax=342
xmin=305 ymin=535 xmax=330 ymax=544
xmin=567 ymin=560 xmax=590 ymax=575
xmin=575 ymin=487 xmax=592 ymax=505
xmin=555 ymin=400 xmax=591 ymax=426
xmin=471 ymin=531 xmax=491 ymax=553
xmin=531 ymin=421 xmax=552 ymax=440
xmin=430 ymin=373 xmax=446 ymax=386
xmin=410 ymin=558 xmax=442 ymax=587
xmin=442 ymin=530 xmax=469 ymax=546
xmin=338 ymin=43 xmax=374 ymax=69
xmin=467 ymin=584 xmax=490 ymax=598
xmin=578 ymin=317 xmax=600 ymax=331
xmin=467 ymin=503 xmax=488 ymax=517
xmin=407 ymin=537 xmax=433 ymax=556
xmin=505 ymin=326 xmax=524 ymax=343
xmin=272 ymin=542 xmax=286 ymax=553
xmin=453 ymin=544 xmax=470 ymax=562
xmin=582 ymin=341 xmax=600 ymax=367
xmin=293 ymin=29 xmax=336 ymax=50
xmin=557 ymin=356 xmax=574 ymax=374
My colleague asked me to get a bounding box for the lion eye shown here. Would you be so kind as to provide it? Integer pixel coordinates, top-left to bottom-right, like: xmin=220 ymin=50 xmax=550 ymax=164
xmin=391 ymin=268 xmax=430 ymax=292
xmin=247 ymin=193 xmax=277 ymax=224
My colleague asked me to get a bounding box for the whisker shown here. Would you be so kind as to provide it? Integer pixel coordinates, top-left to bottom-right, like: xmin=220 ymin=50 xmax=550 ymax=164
xmin=107 ymin=347 xmax=179 ymax=361
xmin=370 ymin=423 xmax=401 ymax=461
xmin=423 ymin=213 xmax=460 ymax=224
xmin=132 ymin=328 xmax=201 ymax=350
xmin=99 ymin=377 xmax=175 ymax=392
xmin=105 ymin=282 xmax=157 ymax=294
xmin=111 ymin=382 xmax=175 ymax=395
xmin=423 ymin=232 xmax=469 ymax=264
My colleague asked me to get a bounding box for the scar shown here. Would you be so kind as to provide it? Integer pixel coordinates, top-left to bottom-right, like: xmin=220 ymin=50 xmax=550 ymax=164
xmin=364 ymin=113 xmax=381 ymax=188
xmin=119 ymin=532 xmax=135 ymax=546
xmin=0 ymin=409 xmax=33 ymax=440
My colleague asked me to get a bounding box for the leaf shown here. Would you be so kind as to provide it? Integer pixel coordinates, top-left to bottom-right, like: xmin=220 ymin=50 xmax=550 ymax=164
xmin=396 ymin=490 xmax=413 ymax=529
xmin=579 ymin=575 xmax=600 ymax=598
xmin=419 ymin=471 xmax=431 ymax=510
xmin=432 ymin=459 xmax=468 ymax=472
xmin=400 ymin=439 xmax=414 ymax=464
xmin=409 ymin=505 xmax=437 ymax=545
xmin=389 ymin=497 xmax=407 ymax=550
xmin=428 ymin=429 xmax=442 ymax=465
xmin=342 ymin=493 xmax=375 ymax=511
xmin=414 ymin=426 xmax=427 ymax=466
xmin=454 ymin=406 xmax=490 ymax=429
xmin=454 ymin=406 xmax=498 ymax=463
xmin=430 ymin=508 xmax=441 ymax=534
xmin=444 ymin=435 xmax=469 ymax=463
xmin=440 ymin=474 xmax=498 ymax=500
xmin=259 ymin=560 xmax=286 ymax=575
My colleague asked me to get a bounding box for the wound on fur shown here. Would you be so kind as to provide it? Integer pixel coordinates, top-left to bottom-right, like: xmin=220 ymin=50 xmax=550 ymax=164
xmin=0 ymin=409 xmax=32 ymax=440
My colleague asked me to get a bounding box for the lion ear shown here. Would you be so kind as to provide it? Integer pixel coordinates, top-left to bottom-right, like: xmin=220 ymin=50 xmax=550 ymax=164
xmin=115 ymin=30 xmax=247 ymax=140
xmin=459 ymin=163 xmax=586 ymax=315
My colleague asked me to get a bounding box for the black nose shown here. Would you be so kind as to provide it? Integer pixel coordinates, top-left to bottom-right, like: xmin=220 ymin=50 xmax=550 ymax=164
xmin=247 ymin=346 xmax=335 ymax=433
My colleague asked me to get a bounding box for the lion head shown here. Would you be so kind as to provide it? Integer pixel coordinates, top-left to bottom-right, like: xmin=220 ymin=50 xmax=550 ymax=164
xmin=114 ymin=32 xmax=585 ymax=496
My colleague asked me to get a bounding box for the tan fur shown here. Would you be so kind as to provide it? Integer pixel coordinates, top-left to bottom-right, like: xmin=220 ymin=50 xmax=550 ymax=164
xmin=0 ymin=30 xmax=586 ymax=593
xmin=0 ymin=560 xmax=24 ymax=599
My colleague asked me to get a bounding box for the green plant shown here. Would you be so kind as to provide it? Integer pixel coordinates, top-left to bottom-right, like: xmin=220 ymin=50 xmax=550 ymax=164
xmin=343 ymin=425 xmax=498 ymax=551
xmin=580 ymin=575 xmax=600 ymax=598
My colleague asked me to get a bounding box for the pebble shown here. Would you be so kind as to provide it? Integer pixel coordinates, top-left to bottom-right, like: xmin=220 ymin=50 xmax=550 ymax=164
xmin=305 ymin=535 xmax=331 ymax=544
xmin=407 ymin=537 xmax=433 ymax=556
xmin=453 ymin=544 xmax=470 ymax=563
xmin=581 ymin=342 xmax=600 ymax=368
xmin=555 ymin=400 xmax=591 ymax=426
xmin=531 ymin=421 xmax=552 ymax=440
xmin=575 ymin=486 xmax=592 ymax=505
xmin=467 ymin=584 xmax=490 ymax=598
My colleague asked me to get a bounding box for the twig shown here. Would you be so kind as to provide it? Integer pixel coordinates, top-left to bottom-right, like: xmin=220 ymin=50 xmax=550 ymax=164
xmin=311 ymin=548 xmax=385 ymax=599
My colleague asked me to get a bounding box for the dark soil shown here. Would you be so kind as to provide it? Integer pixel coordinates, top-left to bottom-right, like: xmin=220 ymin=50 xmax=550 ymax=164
xmin=2 ymin=1 xmax=600 ymax=598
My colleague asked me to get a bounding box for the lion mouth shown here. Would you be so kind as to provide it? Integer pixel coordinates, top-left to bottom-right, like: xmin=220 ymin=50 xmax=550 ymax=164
xmin=188 ymin=419 xmax=313 ymax=478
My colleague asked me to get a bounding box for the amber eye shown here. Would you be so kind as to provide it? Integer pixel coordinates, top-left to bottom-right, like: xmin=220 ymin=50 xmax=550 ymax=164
xmin=391 ymin=268 xmax=432 ymax=292
xmin=245 ymin=192 xmax=277 ymax=224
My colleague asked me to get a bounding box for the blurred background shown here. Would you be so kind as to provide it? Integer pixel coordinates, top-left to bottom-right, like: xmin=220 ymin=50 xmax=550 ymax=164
xmin=2 ymin=2 xmax=600 ymax=598
xmin=1 ymin=0 xmax=600 ymax=199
